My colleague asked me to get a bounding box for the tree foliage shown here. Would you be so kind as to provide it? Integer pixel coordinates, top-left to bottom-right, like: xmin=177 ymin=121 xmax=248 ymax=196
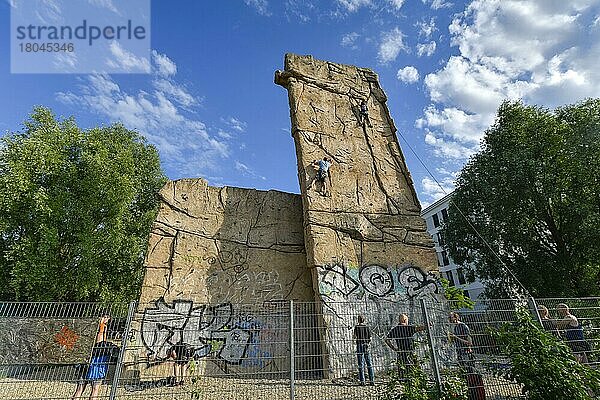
xmin=441 ymin=278 xmax=474 ymax=310
xmin=444 ymin=99 xmax=600 ymax=297
xmin=0 ymin=107 xmax=167 ymax=302
xmin=492 ymin=308 xmax=600 ymax=399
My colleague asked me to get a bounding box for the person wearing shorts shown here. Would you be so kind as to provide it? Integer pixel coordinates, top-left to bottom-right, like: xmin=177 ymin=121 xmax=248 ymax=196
xmin=72 ymin=316 xmax=118 ymax=400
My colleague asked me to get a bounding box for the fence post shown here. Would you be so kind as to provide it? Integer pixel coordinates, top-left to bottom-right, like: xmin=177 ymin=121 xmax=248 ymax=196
xmin=109 ymin=301 xmax=137 ymax=400
xmin=528 ymin=297 xmax=543 ymax=325
xmin=289 ymin=300 xmax=295 ymax=400
xmin=420 ymin=298 xmax=443 ymax=396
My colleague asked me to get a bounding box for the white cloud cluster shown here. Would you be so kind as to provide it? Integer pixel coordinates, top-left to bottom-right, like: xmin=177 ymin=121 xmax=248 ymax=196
xmin=418 ymin=0 xmax=600 ymax=167
xmin=244 ymin=0 xmax=271 ymax=16
xmin=388 ymin=0 xmax=405 ymax=10
xmin=420 ymin=175 xmax=455 ymax=207
xmin=88 ymin=0 xmax=119 ymax=14
xmin=56 ymin=51 xmax=239 ymax=178
xmin=153 ymin=51 xmax=177 ymax=77
xmin=235 ymin=161 xmax=266 ymax=181
xmin=416 ymin=17 xmax=437 ymax=39
xmin=397 ymin=66 xmax=420 ymax=83
xmin=341 ymin=32 xmax=360 ymax=49
xmin=105 ymin=41 xmax=151 ymax=73
xmin=429 ymin=0 xmax=452 ymax=10
xmin=417 ymin=41 xmax=437 ymax=57
xmin=337 ymin=0 xmax=372 ymax=12
xmin=377 ymin=27 xmax=407 ymax=63
xmin=223 ymin=117 xmax=248 ymax=133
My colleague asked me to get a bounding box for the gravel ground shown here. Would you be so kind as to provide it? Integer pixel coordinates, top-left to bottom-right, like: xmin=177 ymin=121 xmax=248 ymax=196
xmin=0 ymin=374 xmax=521 ymax=400
xmin=0 ymin=377 xmax=383 ymax=400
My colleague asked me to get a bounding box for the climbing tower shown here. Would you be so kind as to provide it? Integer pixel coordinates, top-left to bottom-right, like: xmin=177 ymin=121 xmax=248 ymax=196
xmin=276 ymin=53 xmax=439 ymax=376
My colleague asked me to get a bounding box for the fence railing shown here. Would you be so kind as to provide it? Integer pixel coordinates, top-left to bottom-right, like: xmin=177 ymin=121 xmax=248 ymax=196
xmin=0 ymin=298 xmax=598 ymax=399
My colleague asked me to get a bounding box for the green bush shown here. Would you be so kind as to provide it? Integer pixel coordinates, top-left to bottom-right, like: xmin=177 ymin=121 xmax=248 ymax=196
xmin=380 ymin=363 xmax=467 ymax=400
xmin=492 ymin=307 xmax=600 ymax=399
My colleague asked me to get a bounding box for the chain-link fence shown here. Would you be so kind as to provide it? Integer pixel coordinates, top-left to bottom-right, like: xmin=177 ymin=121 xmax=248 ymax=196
xmin=0 ymin=298 xmax=598 ymax=399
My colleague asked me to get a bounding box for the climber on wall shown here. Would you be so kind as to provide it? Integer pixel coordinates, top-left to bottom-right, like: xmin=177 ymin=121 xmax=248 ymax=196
xmin=359 ymin=100 xmax=372 ymax=127
xmin=311 ymin=157 xmax=332 ymax=197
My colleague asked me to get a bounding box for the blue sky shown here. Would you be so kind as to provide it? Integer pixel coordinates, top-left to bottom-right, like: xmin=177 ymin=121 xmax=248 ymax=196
xmin=1 ymin=0 xmax=599 ymax=207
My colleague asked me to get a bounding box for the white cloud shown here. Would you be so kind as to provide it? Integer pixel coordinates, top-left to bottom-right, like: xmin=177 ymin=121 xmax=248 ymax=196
xmin=244 ymin=0 xmax=271 ymax=16
xmin=388 ymin=0 xmax=405 ymax=10
xmin=421 ymin=176 xmax=455 ymax=204
xmin=424 ymin=131 xmax=476 ymax=159
xmin=33 ymin=0 xmax=62 ymax=24
xmin=52 ymin=51 xmax=78 ymax=71
xmin=235 ymin=161 xmax=266 ymax=181
xmin=341 ymin=32 xmax=360 ymax=49
xmin=416 ymin=18 xmax=437 ymax=39
xmin=417 ymin=41 xmax=437 ymax=57
xmin=337 ymin=0 xmax=372 ymax=12
xmin=106 ymin=41 xmax=151 ymax=73
xmin=88 ymin=0 xmax=119 ymax=14
xmin=284 ymin=0 xmax=315 ymax=22
xmin=56 ymin=51 xmax=233 ymax=177
xmin=430 ymin=0 xmax=452 ymax=9
xmin=152 ymin=51 xmax=177 ymax=77
xmin=153 ymin=79 xmax=197 ymax=108
xmin=377 ymin=27 xmax=407 ymax=64
xmin=223 ymin=117 xmax=248 ymax=132
xmin=397 ymin=66 xmax=420 ymax=83
xmin=416 ymin=106 xmax=487 ymax=143
xmin=418 ymin=0 xmax=600 ymax=167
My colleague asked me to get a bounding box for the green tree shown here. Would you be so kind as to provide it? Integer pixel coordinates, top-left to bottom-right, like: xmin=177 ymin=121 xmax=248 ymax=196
xmin=444 ymin=99 xmax=600 ymax=297
xmin=0 ymin=107 xmax=167 ymax=302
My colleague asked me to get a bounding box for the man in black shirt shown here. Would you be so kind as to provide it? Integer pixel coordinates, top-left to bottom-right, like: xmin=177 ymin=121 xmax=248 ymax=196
xmin=353 ymin=315 xmax=374 ymax=385
xmin=385 ymin=314 xmax=426 ymax=377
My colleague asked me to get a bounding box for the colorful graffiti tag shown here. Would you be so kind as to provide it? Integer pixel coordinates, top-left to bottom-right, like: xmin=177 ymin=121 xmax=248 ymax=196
xmin=141 ymin=298 xmax=279 ymax=369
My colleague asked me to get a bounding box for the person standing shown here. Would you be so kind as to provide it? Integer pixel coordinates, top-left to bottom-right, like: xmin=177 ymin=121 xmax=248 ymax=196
xmin=353 ymin=315 xmax=374 ymax=386
xmin=556 ymin=303 xmax=591 ymax=364
xmin=72 ymin=316 xmax=119 ymax=400
xmin=385 ymin=314 xmax=426 ymax=377
xmin=537 ymin=305 xmax=561 ymax=338
xmin=448 ymin=312 xmax=474 ymax=370
xmin=168 ymin=341 xmax=190 ymax=386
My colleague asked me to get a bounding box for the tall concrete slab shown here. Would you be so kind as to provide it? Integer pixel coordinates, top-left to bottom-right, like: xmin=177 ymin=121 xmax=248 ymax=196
xmin=276 ymin=54 xmax=440 ymax=376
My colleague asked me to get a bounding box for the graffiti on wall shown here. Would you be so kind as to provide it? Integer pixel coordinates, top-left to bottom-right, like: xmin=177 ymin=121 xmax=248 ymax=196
xmin=54 ymin=326 xmax=80 ymax=350
xmin=181 ymin=247 xmax=249 ymax=275
xmin=359 ymin=265 xmax=394 ymax=297
xmin=205 ymin=270 xmax=284 ymax=304
xmin=317 ymin=262 xmax=444 ymax=379
xmin=397 ymin=265 xmax=439 ymax=299
xmin=318 ymin=262 xmax=439 ymax=302
xmin=141 ymin=298 xmax=279 ymax=369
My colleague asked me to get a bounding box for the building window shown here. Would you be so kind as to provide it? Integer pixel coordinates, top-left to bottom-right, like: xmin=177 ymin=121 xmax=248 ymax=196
xmin=436 ymin=232 xmax=444 ymax=247
xmin=441 ymin=208 xmax=449 ymax=223
xmin=432 ymin=213 xmax=440 ymax=228
xmin=441 ymin=250 xmax=450 ymax=266
xmin=457 ymin=268 xmax=466 ymax=285
xmin=446 ymin=271 xmax=455 ymax=286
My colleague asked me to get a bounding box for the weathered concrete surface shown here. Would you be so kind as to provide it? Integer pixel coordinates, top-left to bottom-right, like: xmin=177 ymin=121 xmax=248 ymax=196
xmin=140 ymin=178 xmax=313 ymax=306
xmin=275 ymin=54 xmax=440 ymax=377
xmin=136 ymin=179 xmax=315 ymax=378
xmin=275 ymin=54 xmax=437 ymax=273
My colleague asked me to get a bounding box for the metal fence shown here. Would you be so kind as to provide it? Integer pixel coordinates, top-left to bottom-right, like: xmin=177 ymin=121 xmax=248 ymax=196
xmin=0 ymin=298 xmax=598 ymax=400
